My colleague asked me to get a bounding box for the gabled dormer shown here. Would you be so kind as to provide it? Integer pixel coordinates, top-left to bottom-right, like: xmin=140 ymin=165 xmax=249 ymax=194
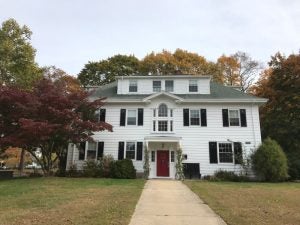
xmin=116 ymin=75 xmax=211 ymax=95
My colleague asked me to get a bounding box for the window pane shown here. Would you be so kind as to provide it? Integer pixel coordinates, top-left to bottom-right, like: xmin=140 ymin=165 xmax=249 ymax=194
xmin=88 ymin=142 xmax=97 ymax=150
xmin=127 ymin=110 xmax=136 ymax=125
xmin=87 ymin=150 xmax=96 ymax=160
xmin=190 ymin=110 xmax=200 ymax=125
xmin=171 ymin=151 xmax=175 ymax=162
xmin=158 ymin=104 xmax=168 ymax=117
xmin=219 ymin=143 xmax=233 ymax=163
xmin=170 ymin=120 xmax=173 ymax=132
xmin=153 ymin=121 xmax=156 ymax=131
xmin=165 ymin=80 xmax=174 ymax=92
xmin=158 ymin=121 xmax=168 ymax=131
xmin=153 ymin=81 xmax=161 ymax=92
xmin=170 ymin=109 xmax=173 ymax=117
xmin=126 ymin=142 xmax=135 ymax=159
xmin=151 ymin=151 xmax=155 ymax=162
xmin=229 ymin=110 xmax=239 ymax=126
xmin=153 ymin=109 xmax=156 ymax=117
xmin=129 ymin=80 xmax=137 ymax=92
xmin=189 ymin=80 xmax=198 ymax=92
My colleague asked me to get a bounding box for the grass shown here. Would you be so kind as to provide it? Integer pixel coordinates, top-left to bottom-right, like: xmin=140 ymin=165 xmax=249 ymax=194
xmin=0 ymin=177 xmax=145 ymax=225
xmin=184 ymin=181 xmax=300 ymax=225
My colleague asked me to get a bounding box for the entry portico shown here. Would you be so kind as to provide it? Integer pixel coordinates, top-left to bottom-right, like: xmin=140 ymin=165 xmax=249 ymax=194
xmin=145 ymin=136 xmax=181 ymax=179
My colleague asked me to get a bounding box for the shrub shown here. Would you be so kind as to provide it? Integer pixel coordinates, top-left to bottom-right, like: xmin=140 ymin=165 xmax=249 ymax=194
xmin=251 ymin=138 xmax=288 ymax=182
xmin=213 ymin=170 xmax=250 ymax=182
xmin=100 ymin=155 xmax=114 ymax=178
xmin=82 ymin=160 xmax=102 ymax=177
xmin=110 ymin=159 xmax=136 ymax=179
xmin=66 ymin=164 xmax=81 ymax=177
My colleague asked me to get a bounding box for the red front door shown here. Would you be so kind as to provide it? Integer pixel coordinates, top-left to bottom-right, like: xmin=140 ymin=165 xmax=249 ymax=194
xmin=157 ymin=150 xmax=169 ymax=177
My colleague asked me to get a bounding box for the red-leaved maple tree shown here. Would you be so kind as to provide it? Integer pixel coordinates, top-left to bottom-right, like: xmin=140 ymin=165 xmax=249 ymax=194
xmin=0 ymin=78 xmax=112 ymax=175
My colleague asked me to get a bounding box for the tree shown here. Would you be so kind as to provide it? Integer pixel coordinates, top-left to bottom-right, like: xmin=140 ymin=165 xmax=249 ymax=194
xmin=216 ymin=55 xmax=239 ymax=85
xmin=0 ymin=147 xmax=32 ymax=168
xmin=251 ymin=138 xmax=288 ymax=181
xmin=139 ymin=49 xmax=220 ymax=80
xmin=216 ymin=52 xmax=262 ymax=91
xmin=0 ymin=18 xmax=41 ymax=89
xmin=78 ymin=54 xmax=140 ymax=86
xmin=0 ymin=78 xmax=112 ymax=175
xmin=233 ymin=51 xmax=262 ymax=92
xmin=252 ymin=52 xmax=300 ymax=179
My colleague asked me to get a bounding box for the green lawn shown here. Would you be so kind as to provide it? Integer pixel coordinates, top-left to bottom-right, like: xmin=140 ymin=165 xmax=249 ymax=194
xmin=184 ymin=181 xmax=300 ymax=225
xmin=0 ymin=177 xmax=145 ymax=225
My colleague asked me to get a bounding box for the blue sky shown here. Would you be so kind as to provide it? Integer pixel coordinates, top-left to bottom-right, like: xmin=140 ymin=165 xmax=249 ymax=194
xmin=1 ymin=0 xmax=299 ymax=75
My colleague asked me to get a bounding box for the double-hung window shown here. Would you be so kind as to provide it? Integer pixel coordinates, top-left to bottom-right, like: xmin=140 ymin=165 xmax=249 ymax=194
xmin=165 ymin=80 xmax=174 ymax=92
xmin=129 ymin=80 xmax=137 ymax=92
xmin=189 ymin=80 xmax=198 ymax=92
xmin=87 ymin=142 xmax=97 ymax=160
xmin=219 ymin=143 xmax=233 ymax=163
xmin=126 ymin=142 xmax=136 ymax=159
xmin=153 ymin=81 xmax=161 ymax=92
xmin=127 ymin=110 xmax=137 ymax=125
xmin=190 ymin=109 xmax=200 ymax=125
xmin=229 ymin=110 xmax=240 ymax=126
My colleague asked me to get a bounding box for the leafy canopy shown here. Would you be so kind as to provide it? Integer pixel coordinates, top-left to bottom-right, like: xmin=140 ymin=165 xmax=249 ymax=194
xmin=251 ymin=137 xmax=288 ymax=182
xmin=252 ymin=52 xmax=300 ymax=179
xmin=0 ymin=77 xmax=112 ymax=174
xmin=0 ymin=18 xmax=41 ymax=89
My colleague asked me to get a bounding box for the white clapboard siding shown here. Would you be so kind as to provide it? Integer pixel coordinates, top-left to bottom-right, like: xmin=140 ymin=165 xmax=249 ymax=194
xmin=66 ymin=95 xmax=262 ymax=177
xmin=117 ymin=77 xmax=210 ymax=95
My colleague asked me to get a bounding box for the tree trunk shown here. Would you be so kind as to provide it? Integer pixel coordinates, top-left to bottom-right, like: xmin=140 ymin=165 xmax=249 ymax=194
xmin=18 ymin=149 xmax=25 ymax=176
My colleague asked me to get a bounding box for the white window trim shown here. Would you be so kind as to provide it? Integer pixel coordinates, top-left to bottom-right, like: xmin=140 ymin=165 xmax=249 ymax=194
xmin=125 ymin=141 xmax=137 ymax=161
xmin=217 ymin=142 xmax=234 ymax=164
xmin=153 ymin=80 xmax=162 ymax=92
xmin=228 ymin=108 xmax=241 ymax=127
xmin=152 ymin=106 xmax=174 ymax=133
xmin=165 ymin=80 xmax=174 ymax=92
xmin=85 ymin=141 xmax=97 ymax=161
xmin=129 ymin=80 xmax=138 ymax=93
xmin=189 ymin=109 xmax=201 ymax=126
xmin=127 ymin=109 xmax=137 ymax=126
xmin=189 ymin=80 xmax=198 ymax=93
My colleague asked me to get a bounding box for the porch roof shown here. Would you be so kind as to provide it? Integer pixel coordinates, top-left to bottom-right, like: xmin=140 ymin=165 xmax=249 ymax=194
xmin=144 ymin=136 xmax=182 ymax=142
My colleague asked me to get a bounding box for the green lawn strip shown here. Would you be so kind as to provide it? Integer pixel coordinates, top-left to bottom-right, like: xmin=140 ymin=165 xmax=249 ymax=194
xmin=184 ymin=181 xmax=300 ymax=225
xmin=0 ymin=177 xmax=145 ymax=225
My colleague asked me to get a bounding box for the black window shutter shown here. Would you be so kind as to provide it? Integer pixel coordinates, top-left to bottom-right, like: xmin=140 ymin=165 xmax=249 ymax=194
xmin=120 ymin=109 xmax=126 ymax=126
xmin=209 ymin=142 xmax=218 ymax=164
xmin=201 ymin=109 xmax=207 ymax=127
xmin=118 ymin=142 xmax=124 ymax=160
xmin=138 ymin=108 xmax=144 ymax=126
xmin=222 ymin=109 xmax=229 ymax=127
xmin=234 ymin=142 xmax=243 ymax=164
xmin=136 ymin=142 xmax=143 ymax=161
xmin=79 ymin=142 xmax=86 ymax=160
xmin=99 ymin=109 xmax=106 ymax=122
xmin=240 ymin=109 xmax=247 ymax=127
xmin=183 ymin=109 xmax=189 ymax=126
xmin=97 ymin=142 xmax=104 ymax=160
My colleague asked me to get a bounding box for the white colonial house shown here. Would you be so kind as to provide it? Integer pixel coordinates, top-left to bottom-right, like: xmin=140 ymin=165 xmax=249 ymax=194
xmin=66 ymin=75 xmax=267 ymax=179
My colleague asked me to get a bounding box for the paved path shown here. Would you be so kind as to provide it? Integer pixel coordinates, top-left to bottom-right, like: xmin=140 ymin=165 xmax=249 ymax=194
xmin=129 ymin=180 xmax=227 ymax=225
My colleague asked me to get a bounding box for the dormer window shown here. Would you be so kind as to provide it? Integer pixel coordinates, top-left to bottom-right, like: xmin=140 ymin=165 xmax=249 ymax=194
xmin=189 ymin=80 xmax=198 ymax=92
xmin=129 ymin=80 xmax=137 ymax=92
xmin=153 ymin=81 xmax=161 ymax=92
xmin=165 ymin=80 xmax=174 ymax=92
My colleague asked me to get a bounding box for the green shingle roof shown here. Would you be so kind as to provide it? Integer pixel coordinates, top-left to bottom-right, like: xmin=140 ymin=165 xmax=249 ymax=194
xmin=90 ymin=81 xmax=266 ymax=102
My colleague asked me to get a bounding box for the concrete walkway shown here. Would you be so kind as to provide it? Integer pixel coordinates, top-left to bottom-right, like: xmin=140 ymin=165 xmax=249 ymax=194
xmin=129 ymin=180 xmax=226 ymax=225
